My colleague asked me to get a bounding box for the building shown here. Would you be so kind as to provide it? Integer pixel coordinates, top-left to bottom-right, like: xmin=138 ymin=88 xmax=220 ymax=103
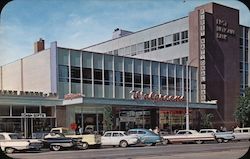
xmin=83 ymin=2 xmax=249 ymax=128
xmin=0 ymin=2 xmax=248 ymax=136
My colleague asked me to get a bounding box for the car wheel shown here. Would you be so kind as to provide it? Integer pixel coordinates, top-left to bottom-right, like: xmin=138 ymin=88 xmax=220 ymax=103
xmin=51 ymin=145 xmax=61 ymax=151
xmin=81 ymin=142 xmax=89 ymax=150
xmin=195 ymin=140 xmax=203 ymax=144
xmin=151 ymin=143 xmax=156 ymax=146
xmin=216 ymin=138 xmax=224 ymax=143
xmin=120 ymin=140 xmax=128 ymax=148
xmin=162 ymin=139 xmax=169 ymax=145
xmin=5 ymin=147 xmax=15 ymax=154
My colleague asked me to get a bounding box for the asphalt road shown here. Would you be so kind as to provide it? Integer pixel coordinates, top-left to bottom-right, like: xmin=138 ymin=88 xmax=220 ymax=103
xmin=8 ymin=141 xmax=250 ymax=159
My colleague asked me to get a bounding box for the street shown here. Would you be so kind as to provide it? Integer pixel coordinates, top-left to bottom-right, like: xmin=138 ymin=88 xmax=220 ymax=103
xmin=8 ymin=141 xmax=250 ymax=159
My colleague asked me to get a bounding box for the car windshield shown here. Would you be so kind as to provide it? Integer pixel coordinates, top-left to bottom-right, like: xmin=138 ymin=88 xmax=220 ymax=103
xmin=64 ymin=130 xmax=75 ymax=135
xmin=9 ymin=134 xmax=23 ymax=139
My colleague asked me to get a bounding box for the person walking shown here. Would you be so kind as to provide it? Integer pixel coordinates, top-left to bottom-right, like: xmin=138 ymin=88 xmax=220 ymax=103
xmin=153 ymin=126 xmax=160 ymax=134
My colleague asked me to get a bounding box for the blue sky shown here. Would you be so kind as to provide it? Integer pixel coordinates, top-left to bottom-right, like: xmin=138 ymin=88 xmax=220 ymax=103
xmin=0 ymin=0 xmax=249 ymax=66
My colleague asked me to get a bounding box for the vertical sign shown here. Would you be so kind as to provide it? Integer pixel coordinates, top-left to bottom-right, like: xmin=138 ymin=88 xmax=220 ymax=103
xmin=199 ymin=9 xmax=206 ymax=101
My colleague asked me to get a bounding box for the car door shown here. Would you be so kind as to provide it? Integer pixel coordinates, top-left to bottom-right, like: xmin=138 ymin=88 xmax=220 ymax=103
xmin=138 ymin=130 xmax=148 ymax=143
xmin=101 ymin=132 xmax=112 ymax=145
xmin=111 ymin=132 xmax=121 ymax=145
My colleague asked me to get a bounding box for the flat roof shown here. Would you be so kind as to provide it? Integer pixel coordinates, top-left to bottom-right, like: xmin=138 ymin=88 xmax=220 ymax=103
xmin=62 ymin=97 xmax=217 ymax=109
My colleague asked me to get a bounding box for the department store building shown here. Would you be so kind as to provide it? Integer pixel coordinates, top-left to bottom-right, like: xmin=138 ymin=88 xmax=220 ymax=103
xmin=0 ymin=2 xmax=248 ymax=137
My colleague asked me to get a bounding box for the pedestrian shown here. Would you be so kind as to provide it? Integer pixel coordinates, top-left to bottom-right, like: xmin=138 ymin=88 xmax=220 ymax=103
xmin=75 ymin=125 xmax=80 ymax=135
xmin=153 ymin=126 xmax=159 ymax=134
xmin=79 ymin=126 xmax=83 ymax=135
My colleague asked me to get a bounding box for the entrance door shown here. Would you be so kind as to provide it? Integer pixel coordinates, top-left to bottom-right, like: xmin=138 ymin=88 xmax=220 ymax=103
xmin=22 ymin=118 xmax=33 ymax=138
xmin=22 ymin=118 xmax=55 ymax=138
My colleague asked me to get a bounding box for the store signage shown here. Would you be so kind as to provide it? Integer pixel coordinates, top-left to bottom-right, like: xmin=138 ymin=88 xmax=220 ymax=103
xmin=64 ymin=93 xmax=84 ymax=100
xmin=21 ymin=113 xmax=46 ymax=118
xmin=200 ymin=9 xmax=206 ymax=102
xmin=119 ymin=117 xmax=136 ymax=122
xmin=130 ymin=90 xmax=184 ymax=102
xmin=216 ymin=18 xmax=235 ymax=40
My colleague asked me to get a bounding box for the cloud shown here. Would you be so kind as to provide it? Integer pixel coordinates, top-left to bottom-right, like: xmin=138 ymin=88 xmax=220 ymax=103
xmin=0 ymin=0 xmax=249 ymax=66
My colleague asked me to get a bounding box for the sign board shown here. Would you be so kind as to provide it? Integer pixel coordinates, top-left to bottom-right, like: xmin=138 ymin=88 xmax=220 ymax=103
xmin=130 ymin=90 xmax=184 ymax=102
xmin=21 ymin=113 xmax=46 ymax=118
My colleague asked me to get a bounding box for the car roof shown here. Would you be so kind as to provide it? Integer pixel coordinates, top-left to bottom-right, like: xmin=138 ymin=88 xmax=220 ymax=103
xmin=178 ymin=130 xmax=199 ymax=133
xmin=199 ymin=129 xmax=217 ymax=131
xmin=104 ymin=131 xmax=125 ymax=133
xmin=128 ymin=128 xmax=149 ymax=131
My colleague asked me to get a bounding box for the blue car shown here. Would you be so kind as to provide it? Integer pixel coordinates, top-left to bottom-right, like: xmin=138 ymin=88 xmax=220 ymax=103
xmin=127 ymin=128 xmax=162 ymax=146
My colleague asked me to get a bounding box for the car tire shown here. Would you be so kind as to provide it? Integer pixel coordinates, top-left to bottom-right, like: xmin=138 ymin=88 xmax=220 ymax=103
xmin=5 ymin=147 xmax=15 ymax=154
xmin=216 ymin=138 xmax=224 ymax=143
xmin=195 ymin=140 xmax=203 ymax=144
xmin=119 ymin=140 xmax=128 ymax=148
xmin=162 ymin=139 xmax=169 ymax=145
xmin=151 ymin=143 xmax=156 ymax=146
xmin=81 ymin=142 xmax=89 ymax=150
xmin=51 ymin=145 xmax=61 ymax=151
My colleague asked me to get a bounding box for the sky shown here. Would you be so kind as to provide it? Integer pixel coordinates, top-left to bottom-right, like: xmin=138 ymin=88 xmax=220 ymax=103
xmin=0 ymin=0 xmax=249 ymax=66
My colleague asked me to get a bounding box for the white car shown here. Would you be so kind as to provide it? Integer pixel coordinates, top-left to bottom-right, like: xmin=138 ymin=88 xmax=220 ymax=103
xmin=233 ymin=127 xmax=250 ymax=141
xmin=199 ymin=129 xmax=235 ymax=143
xmin=101 ymin=131 xmax=139 ymax=147
xmin=162 ymin=130 xmax=214 ymax=144
xmin=0 ymin=132 xmax=43 ymax=153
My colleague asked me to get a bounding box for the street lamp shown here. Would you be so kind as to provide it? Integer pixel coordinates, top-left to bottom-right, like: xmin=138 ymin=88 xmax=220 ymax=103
xmin=185 ymin=58 xmax=197 ymax=130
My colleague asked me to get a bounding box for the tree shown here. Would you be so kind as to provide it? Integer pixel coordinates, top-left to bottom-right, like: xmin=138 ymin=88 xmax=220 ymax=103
xmin=103 ymin=106 xmax=113 ymax=131
xmin=235 ymin=87 xmax=250 ymax=127
xmin=200 ymin=113 xmax=214 ymax=128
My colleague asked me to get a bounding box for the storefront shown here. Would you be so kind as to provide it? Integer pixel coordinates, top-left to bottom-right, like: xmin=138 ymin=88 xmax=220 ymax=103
xmin=0 ymin=92 xmax=62 ymax=138
xmin=61 ymin=96 xmax=217 ymax=133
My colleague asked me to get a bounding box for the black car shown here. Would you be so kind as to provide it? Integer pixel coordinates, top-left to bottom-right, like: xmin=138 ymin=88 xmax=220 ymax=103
xmin=43 ymin=133 xmax=83 ymax=151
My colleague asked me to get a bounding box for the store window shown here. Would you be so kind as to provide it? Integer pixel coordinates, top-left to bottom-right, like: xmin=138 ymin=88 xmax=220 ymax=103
xmin=26 ymin=106 xmax=39 ymax=113
xmin=12 ymin=106 xmax=24 ymax=116
xmin=42 ymin=106 xmax=55 ymax=117
xmin=0 ymin=105 xmax=10 ymax=116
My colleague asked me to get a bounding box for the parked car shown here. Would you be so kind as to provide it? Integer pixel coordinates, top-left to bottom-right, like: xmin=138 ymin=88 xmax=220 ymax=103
xmin=199 ymin=129 xmax=235 ymax=143
xmin=162 ymin=130 xmax=214 ymax=144
xmin=233 ymin=127 xmax=250 ymax=141
xmin=101 ymin=131 xmax=139 ymax=147
xmin=127 ymin=128 xmax=161 ymax=146
xmin=43 ymin=132 xmax=83 ymax=151
xmin=50 ymin=127 xmax=101 ymax=149
xmin=0 ymin=132 xmax=43 ymax=153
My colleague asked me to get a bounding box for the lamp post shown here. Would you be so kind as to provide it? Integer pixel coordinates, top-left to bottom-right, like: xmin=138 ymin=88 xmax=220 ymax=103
xmin=186 ymin=62 xmax=190 ymax=130
xmin=185 ymin=58 xmax=197 ymax=130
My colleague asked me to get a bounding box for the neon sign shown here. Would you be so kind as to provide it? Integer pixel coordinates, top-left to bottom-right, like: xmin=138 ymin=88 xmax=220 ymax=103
xmin=130 ymin=90 xmax=184 ymax=102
